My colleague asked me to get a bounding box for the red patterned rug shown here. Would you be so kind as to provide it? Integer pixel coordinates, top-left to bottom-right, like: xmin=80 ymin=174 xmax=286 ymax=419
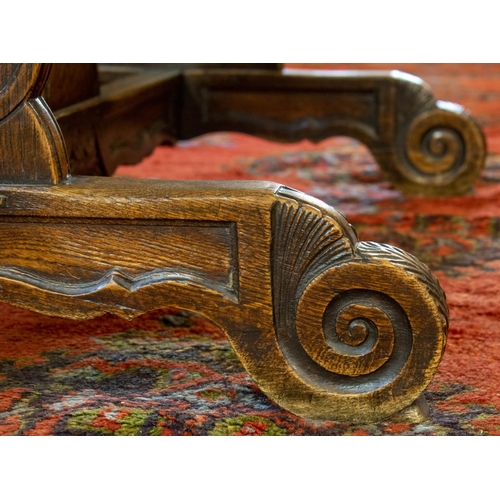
xmin=1 ymin=64 xmax=500 ymax=436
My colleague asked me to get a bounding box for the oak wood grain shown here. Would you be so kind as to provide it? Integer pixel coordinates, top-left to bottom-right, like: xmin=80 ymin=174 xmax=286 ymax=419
xmin=181 ymin=68 xmax=486 ymax=195
xmin=0 ymin=63 xmax=68 ymax=184
xmin=0 ymin=63 xmax=451 ymax=423
xmin=0 ymin=177 xmax=448 ymax=423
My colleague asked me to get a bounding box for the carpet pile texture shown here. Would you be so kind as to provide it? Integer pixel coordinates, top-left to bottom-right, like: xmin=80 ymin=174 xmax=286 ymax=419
xmin=1 ymin=64 xmax=499 ymax=436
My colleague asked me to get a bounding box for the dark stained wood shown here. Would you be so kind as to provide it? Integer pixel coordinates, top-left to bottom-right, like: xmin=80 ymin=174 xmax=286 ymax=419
xmin=0 ymin=218 xmax=237 ymax=299
xmin=54 ymin=69 xmax=181 ymax=176
xmin=48 ymin=64 xmax=486 ymax=194
xmin=0 ymin=63 xmax=452 ymax=424
xmin=181 ymin=68 xmax=486 ymax=195
xmin=105 ymin=63 xmax=283 ymax=72
xmin=42 ymin=63 xmax=99 ymax=111
xmin=0 ymin=63 xmax=68 ymax=184
xmin=0 ymin=177 xmax=448 ymax=423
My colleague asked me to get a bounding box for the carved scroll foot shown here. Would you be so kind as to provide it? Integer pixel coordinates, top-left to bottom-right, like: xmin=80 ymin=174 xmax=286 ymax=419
xmin=265 ymin=188 xmax=448 ymax=422
xmin=373 ymin=90 xmax=486 ymax=196
xmin=0 ymin=64 xmax=449 ymax=424
xmin=0 ymin=179 xmax=448 ymax=424
xmin=181 ymin=68 xmax=485 ymax=195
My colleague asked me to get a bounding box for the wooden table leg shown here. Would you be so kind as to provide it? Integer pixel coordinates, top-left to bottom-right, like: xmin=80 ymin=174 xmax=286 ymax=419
xmin=0 ymin=178 xmax=448 ymax=424
xmin=0 ymin=63 xmax=448 ymax=424
xmin=180 ymin=68 xmax=486 ymax=195
xmin=48 ymin=65 xmax=486 ymax=195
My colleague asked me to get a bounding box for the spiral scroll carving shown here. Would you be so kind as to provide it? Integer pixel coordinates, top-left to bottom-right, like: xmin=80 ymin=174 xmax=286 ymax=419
xmin=271 ymin=195 xmax=448 ymax=422
xmin=358 ymin=241 xmax=449 ymax=325
xmin=394 ymin=100 xmax=486 ymax=194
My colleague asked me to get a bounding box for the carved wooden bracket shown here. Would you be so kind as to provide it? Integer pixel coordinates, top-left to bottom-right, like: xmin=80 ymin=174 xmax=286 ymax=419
xmin=0 ymin=64 xmax=449 ymax=423
xmin=0 ymin=178 xmax=448 ymax=423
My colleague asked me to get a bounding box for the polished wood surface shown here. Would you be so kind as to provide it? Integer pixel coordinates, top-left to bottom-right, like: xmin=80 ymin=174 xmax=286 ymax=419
xmin=49 ymin=64 xmax=486 ymax=195
xmin=43 ymin=63 xmax=99 ymax=111
xmin=0 ymin=63 xmax=450 ymax=423
xmin=0 ymin=63 xmax=68 ymax=184
xmin=180 ymin=68 xmax=485 ymax=195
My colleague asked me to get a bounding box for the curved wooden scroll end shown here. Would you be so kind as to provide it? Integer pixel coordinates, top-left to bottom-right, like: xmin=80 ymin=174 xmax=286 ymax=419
xmin=376 ymin=75 xmax=486 ymax=196
xmin=250 ymin=189 xmax=449 ymax=423
xmin=0 ymin=63 xmax=69 ymax=185
xmin=0 ymin=177 xmax=448 ymax=423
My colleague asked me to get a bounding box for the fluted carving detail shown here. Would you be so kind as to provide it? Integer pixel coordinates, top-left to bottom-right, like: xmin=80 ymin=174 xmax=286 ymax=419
xmin=271 ymin=192 xmax=449 ymax=422
xmin=357 ymin=241 xmax=449 ymax=326
xmin=271 ymin=199 xmax=354 ymax=329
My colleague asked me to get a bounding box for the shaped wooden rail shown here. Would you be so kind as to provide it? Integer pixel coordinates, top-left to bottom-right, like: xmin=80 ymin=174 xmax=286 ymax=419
xmin=0 ymin=63 xmax=449 ymax=423
xmin=0 ymin=178 xmax=448 ymax=423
